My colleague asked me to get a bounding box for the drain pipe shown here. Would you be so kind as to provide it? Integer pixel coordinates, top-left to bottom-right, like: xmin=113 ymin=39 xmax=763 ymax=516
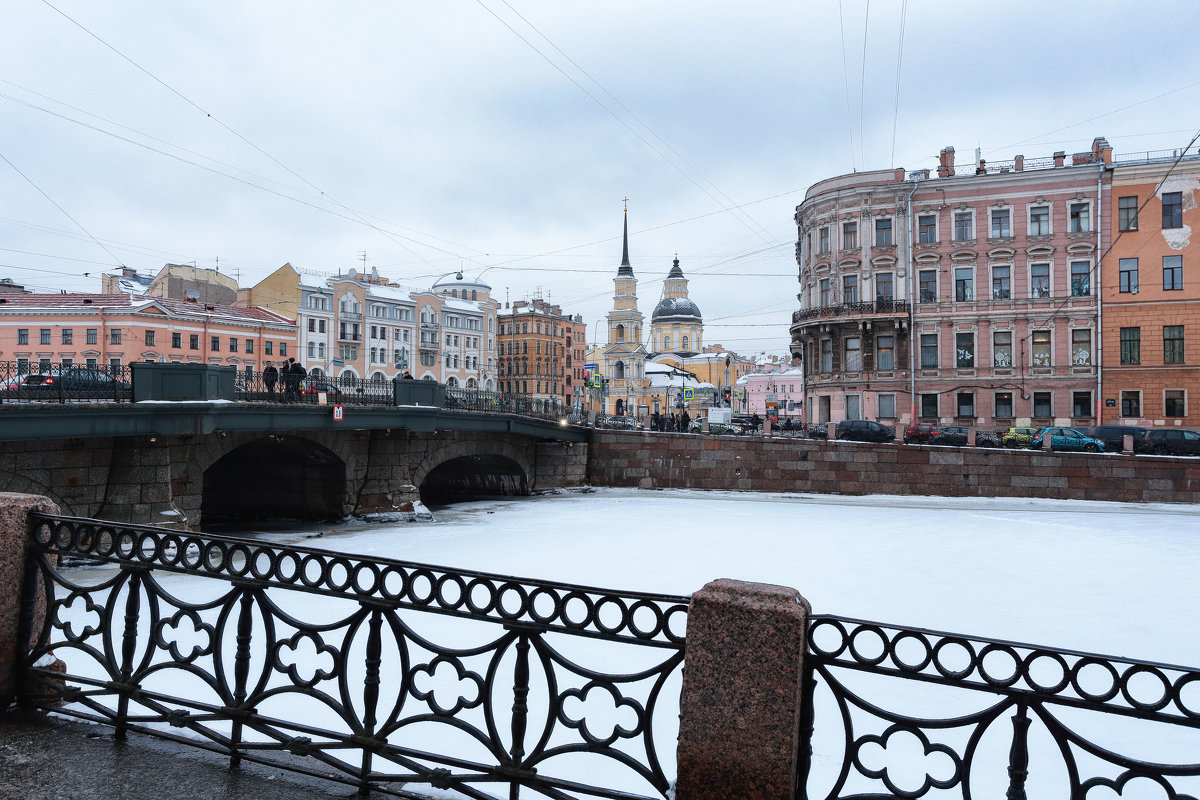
xmin=1094 ymin=165 xmax=1105 ymax=423
xmin=905 ymin=175 xmax=922 ymax=424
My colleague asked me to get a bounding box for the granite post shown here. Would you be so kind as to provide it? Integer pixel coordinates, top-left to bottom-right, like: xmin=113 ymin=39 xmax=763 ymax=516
xmin=675 ymin=578 xmax=812 ymax=800
xmin=0 ymin=493 xmax=59 ymax=707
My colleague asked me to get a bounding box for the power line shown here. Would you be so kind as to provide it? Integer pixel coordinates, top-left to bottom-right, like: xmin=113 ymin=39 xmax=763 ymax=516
xmin=889 ymin=0 xmax=908 ymax=168
xmin=838 ymin=0 xmax=856 ymax=172
xmin=858 ymin=0 xmax=870 ymax=169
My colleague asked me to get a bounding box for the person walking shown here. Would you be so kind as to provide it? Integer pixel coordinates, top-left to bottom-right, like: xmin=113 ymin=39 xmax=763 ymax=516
xmin=262 ymin=361 xmax=278 ymax=397
xmin=284 ymin=357 xmax=306 ymax=400
xmin=681 ymin=410 xmax=691 ymax=432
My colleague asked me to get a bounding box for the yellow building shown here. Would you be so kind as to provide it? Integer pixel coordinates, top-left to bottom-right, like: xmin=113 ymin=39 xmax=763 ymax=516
xmin=599 ymin=210 xmax=647 ymax=417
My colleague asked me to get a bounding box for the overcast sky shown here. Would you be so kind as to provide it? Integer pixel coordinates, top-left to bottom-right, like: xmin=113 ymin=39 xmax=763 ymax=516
xmin=3 ymin=1 xmax=1199 ymax=355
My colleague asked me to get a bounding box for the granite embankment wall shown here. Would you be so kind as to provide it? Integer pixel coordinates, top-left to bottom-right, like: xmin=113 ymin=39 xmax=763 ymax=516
xmin=586 ymin=431 xmax=1200 ymax=504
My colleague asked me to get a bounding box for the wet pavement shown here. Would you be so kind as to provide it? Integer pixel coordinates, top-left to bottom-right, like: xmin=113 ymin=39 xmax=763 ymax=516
xmin=0 ymin=710 xmax=364 ymax=800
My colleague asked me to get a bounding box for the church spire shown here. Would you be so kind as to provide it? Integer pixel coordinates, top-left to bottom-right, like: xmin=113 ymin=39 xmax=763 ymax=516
xmin=618 ymin=200 xmax=633 ymax=277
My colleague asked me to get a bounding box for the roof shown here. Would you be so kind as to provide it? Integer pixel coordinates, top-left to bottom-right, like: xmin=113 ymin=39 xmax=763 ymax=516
xmin=651 ymin=296 xmax=702 ymax=321
xmin=0 ymin=293 xmax=294 ymax=325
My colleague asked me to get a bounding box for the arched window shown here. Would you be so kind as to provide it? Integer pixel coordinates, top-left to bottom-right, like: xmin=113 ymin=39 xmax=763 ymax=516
xmin=664 ymin=335 xmax=671 ymax=351
xmin=616 ymin=324 xmax=625 ymax=342
xmin=471 ymin=290 xmax=477 ymax=300
xmin=615 ymin=361 xmax=626 ymax=379
xmin=682 ymin=335 xmax=689 ymax=350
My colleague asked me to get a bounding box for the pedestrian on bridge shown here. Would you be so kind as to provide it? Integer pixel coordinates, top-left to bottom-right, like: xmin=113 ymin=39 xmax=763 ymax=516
xmin=263 ymin=361 xmax=278 ymax=396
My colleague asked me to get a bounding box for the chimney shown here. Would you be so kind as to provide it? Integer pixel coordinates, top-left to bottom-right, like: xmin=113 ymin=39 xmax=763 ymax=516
xmin=937 ymin=146 xmax=956 ymax=178
xmin=1053 ymin=151 xmax=1066 ymax=167
xmin=1093 ymin=136 xmax=1113 ymax=165
xmin=1014 ymin=155 xmax=1024 ymax=171
xmin=976 ymin=159 xmax=987 ymax=175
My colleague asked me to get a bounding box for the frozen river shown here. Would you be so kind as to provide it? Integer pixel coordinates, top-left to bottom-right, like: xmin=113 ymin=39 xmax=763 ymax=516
xmin=251 ymin=487 xmax=1200 ymax=665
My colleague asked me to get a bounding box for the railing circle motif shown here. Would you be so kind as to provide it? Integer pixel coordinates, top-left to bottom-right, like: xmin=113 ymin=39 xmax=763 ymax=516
xmin=1022 ymin=650 xmax=1071 ymax=695
xmin=848 ymin=624 xmax=889 ymax=667
xmin=1120 ymin=664 xmax=1173 ymax=712
xmin=435 ymin=574 xmax=467 ymax=610
xmin=1069 ymin=657 xmax=1121 ymax=703
xmin=932 ymin=636 xmax=978 ymax=681
xmin=594 ymin=595 xmax=630 ymax=636
xmin=808 ymin=618 xmax=850 ymax=658
xmin=892 ymin=631 xmax=934 ymax=672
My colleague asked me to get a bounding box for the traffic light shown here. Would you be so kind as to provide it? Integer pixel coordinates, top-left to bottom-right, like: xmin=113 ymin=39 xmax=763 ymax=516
xmin=722 ymin=387 xmax=731 ymax=405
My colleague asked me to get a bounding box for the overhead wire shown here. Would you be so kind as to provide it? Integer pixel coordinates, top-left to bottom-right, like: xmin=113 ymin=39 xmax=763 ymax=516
xmin=889 ymin=0 xmax=908 ymax=168
xmin=858 ymin=0 xmax=870 ymax=169
xmin=837 ymin=0 xmax=857 ymax=172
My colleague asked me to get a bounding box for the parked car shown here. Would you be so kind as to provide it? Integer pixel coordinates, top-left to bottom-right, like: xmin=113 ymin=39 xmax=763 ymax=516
xmin=834 ymin=419 xmax=895 ymax=443
xmin=1001 ymin=427 xmax=1041 ymax=448
xmin=1028 ymin=427 xmax=1106 ymax=452
xmin=1089 ymin=425 xmax=1149 ymax=452
xmin=690 ymin=419 xmax=743 ymax=435
xmin=602 ymin=415 xmax=643 ymax=430
xmin=903 ymin=423 xmax=939 ymax=444
xmin=16 ymin=367 xmax=131 ymax=397
xmin=928 ymin=426 xmax=1003 ymax=448
xmin=806 ymin=422 xmax=829 ymax=440
xmin=301 ymin=379 xmax=344 ymax=396
xmin=1141 ymin=429 xmax=1200 ymax=456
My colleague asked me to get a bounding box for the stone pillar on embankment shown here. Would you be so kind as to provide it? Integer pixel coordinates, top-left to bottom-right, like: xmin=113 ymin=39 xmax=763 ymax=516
xmin=0 ymin=493 xmax=59 ymax=708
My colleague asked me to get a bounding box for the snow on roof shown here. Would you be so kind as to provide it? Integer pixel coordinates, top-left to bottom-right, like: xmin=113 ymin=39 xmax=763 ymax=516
xmin=0 ymin=293 xmax=293 ymax=325
xmin=366 ymin=284 xmax=419 ymax=303
xmin=440 ymin=298 xmax=483 ymax=313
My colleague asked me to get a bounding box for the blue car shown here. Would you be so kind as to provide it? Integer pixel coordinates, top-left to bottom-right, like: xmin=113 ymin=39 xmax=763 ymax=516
xmin=1028 ymin=426 xmax=1105 ymax=452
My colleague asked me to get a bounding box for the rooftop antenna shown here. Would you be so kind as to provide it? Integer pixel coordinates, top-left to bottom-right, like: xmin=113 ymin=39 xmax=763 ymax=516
xmin=358 ymin=250 xmax=368 ymax=270
xmin=215 ymin=256 xmax=219 ymax=272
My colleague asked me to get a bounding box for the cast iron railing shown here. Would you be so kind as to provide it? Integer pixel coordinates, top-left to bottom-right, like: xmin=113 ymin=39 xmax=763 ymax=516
xmin=792 ymin=300 xmax=910 ymax=324
xmin=799 ymin=615 xmax=1200 ymax=799
xmin=20 ymin=513 xmax=688 ymax=799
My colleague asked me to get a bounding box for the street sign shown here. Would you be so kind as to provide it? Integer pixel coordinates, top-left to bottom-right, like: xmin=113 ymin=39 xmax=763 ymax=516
xmin=332 ymin=405 xmax=344 ymax=421
xmin=683 ymin=388 xmax=694 ymax=401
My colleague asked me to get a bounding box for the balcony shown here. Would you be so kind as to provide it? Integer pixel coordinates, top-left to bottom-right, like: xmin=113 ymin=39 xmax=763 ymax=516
xmin=792 ymin=299 xmax=910 ymax=326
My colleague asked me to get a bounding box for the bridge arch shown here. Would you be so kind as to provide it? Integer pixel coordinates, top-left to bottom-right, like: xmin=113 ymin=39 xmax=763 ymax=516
xmin=200 ymin=435 xmax=348 ymax=525
xmin=412 ymin=437 xmax=534 ymax=507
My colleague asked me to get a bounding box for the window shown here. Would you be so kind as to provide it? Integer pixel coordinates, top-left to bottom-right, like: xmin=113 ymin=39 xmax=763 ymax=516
xmin=920 ymin=393 xmax=938 ymax=418
xmin=1164 ymin=325 xmax=1185 ymax=364
xmin=110 ymin=329 xmax=122 ymax=345
xmin=16 ymin=358 xmax=28 ymax=374
xmin=16 ymin=329 xmax=28 ymax=345
xmin=1165 ymin=390 xmax=1186 ymax=418
xmin=918 ymin=214 xmax=936 ymax=243
xmin=308 ymin=341 xmax=316 ymax=358
xmin=876 ymin=273 xmax=894 ymax=302
xmin=956 ymin=392 xmax=975 ymax=418
xmin=1163 ymin=192 xmax=1183 ymax=228
xmin=1032 ymin=392 xmax=1052 ymax=418
xmin=919 ymin=270 xmax=937 ymax=302
xmin=877 ymin=393 xmax=896 ymax=418
xmin=210 ymin=336 xmax=220 ymax=352
xmin=1029 ymin=206 xmax=1050 ymax=236
xmin=171 ymin=332 xmax=181 ymax=348
xmin=1164 ymin=255 xmax=1183 ymax=290
xmin=61 ymin=329 xmax=73 ymax=345
xmin=39 ymin=329 xmax=51 ymax=345
xmin=190 ymin=334 xmax=199 ymax=350
xmin=993 ymin=331 xmax=1013 ymax=367
xmin=955 ymin=332 xmax=975 ymax=368
xmin=953 ymin=211 xmax=973 ymax=241
xmin=990 ymin=208 xmax=1011 ymax=238
xmin=145 ymin=330 xmax=155 ymax=347
xmin=108 ymin=357 xmax=121 ymax=373
xmin=86 ymin=329 xmax=97 ymax=345
xmin=874 ymin=218 xmax=893 ymax=246
xmin=1119 ymin=258 xmax=1139 ymax=293
xmin=995 ymin=391 xmax=1013 ymax=418
xmin=992 ymin=265 xmax=1010 ymax=299
xmin=663 ymin=335 xmax=671 ymax=351
xmin=844 ymin=336 xmax=861 ymax=371
xmin=39 ymin=358 xmax=51 ymax=373
xmin=842 ymin=221 xmax=858 ymax=250
xmin=1069 ymin=202 xmax=1090 ymax=233
xmin=843 ymin=275 xmax=858 ymax=303
xmin=1072 ymin=329 xmax=1092 ymax=365
xmin=264 ymin=341 xmax=273 ymax=355
xmin=1073 ymin=391 xmax=1093 ymax=418
xmin=1121 ymin=390 xmax=1141 ymax=418
xmin=818 ymin=279 xmax=831 ymax=307
xmin=1030 ymin=263 xmax=1050 ymax=298
xmin=954 ymin=267 xmax=973 ymax=301
xmin=819 ymin=227 xmax=830 ymax=253
xmin=920 ymin=334 xmax=938 ymax=368
xmin=1120 ymin=327 xmax=1140 ymax=364
xmin=245 ymin=339 xmax=253 ymax=354
xmin=1071 ymin=261 xmax=1090 ymax=296
xmin=308 ymin=319 xmax=316 ymax=333
xmin=1031 ymin=330 xmax=1051 ymax=366
xmin=682 ymin=335 xmax=689 ymax=349
xmin=820 ymin=339 xmax=833 ymax=372
xmin=1118 ymin=196 xmax=1139 ymax=231
xmin=844 ymin=394 xmax=861 ymax=420
xmin=876 ymin=335 xmax=894 ymax=370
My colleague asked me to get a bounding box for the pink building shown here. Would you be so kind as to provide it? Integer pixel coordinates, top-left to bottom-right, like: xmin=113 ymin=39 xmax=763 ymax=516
xmin=791 ymin=138 xmax=1111 ymax=429
xmin=739 ymin=366 xmax=804 ymax=419
xmin=0 ymin=294 xmax=297 ymax=379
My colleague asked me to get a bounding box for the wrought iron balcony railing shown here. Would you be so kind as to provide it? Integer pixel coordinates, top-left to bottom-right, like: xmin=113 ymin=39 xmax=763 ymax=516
xmin=792 ymin=299 xmax=910 ymax=325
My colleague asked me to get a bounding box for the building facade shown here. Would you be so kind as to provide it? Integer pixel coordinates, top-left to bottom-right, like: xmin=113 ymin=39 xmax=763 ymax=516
xmin=792 ymin=138 xmax=1112 ymax=429
xmin=0 ymin=294 xmax=296 ymax=377
xmin=498 ymin=296 xmax=585 ymax=408
xmin=599 ymin=210 xmax=647 ymax=417
xmin=1103 ymin=153 xmax=1200 ymax=426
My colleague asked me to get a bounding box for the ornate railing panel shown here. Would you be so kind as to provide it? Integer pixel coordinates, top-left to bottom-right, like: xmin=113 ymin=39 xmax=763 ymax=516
xmin=799 ymin=615 xmax=1200 ymax=799
xmin=444 ymin=387 xmax=568 ymax=420
xmin=21 ymin=513 xmax=688 ymax=799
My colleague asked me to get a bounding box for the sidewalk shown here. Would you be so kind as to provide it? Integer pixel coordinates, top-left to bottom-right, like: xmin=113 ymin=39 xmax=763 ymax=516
xmin=0 ymin=710 xmax=359 ymax=800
